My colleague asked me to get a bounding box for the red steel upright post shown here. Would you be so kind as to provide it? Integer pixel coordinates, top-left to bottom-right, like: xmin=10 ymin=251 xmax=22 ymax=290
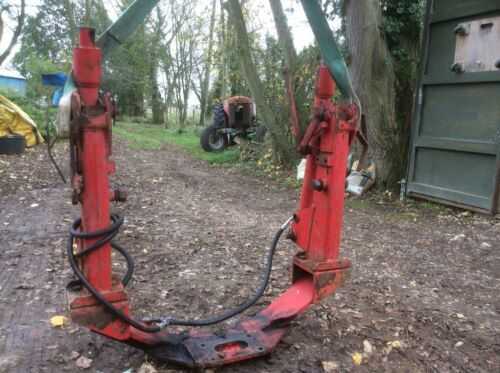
xmin=68 ymin=28 xmax=131 ymax=341
xmin=72 ymin=27 xmax=112 ymax=291
xmin=292 ymin=64 xmax=357 ymax=301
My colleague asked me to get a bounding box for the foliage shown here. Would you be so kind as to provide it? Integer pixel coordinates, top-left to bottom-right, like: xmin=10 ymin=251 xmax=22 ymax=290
xmin=105 ymin=24 xmax=150 ymax=117
xmin=382 ymin=0 xmax=425 ymax=82
xmin=293 ymin=44 xmax=321 ymax=122
xmin=381 ymin=0 xmax=425 ymax=183
xmin=0 ymin=88 xmax=52 ymax=127
xmin=323 ymin=0 xmax=424 ymax=84
xmin=13 ymin=0 xmax=108 ymax=101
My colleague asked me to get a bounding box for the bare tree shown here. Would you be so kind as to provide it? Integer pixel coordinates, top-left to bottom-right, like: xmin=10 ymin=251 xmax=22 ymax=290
xmin=168 ymin=1 xmax=198 ymax=130
xmin=0 ymin=0 xmax=25 ymax=66
xmin=227 ymin=0 xmax=294 ymax=164
xmin=62 ymin=0 xmax=78 ymax=44
xmin=158 ymin=0 xmax=189 ymax=128
xmin=268 ymin=0 xmax=303 ymax=140
xmin=83 ymin=0 xmax=94 ymax=26
xmin=269 ymin=0 xmax=297 ymax=73
xmin=173 ymin=27 xmax=196 ymax=130
xmin=217 ymin=0 xmax=228 ymax=99
xmin=197 ymin=0 xmax=217 ymax=127
xmin=150 ymin=6 xmax=165 ymax=124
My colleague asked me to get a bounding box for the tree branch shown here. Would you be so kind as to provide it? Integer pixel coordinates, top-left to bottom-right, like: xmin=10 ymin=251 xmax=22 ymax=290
xmin=0 ymin=0 xmax=25 ymax=66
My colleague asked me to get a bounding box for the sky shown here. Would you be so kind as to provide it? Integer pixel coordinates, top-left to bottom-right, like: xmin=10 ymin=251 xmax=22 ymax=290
xmin=247 ymin=0 xmax=317 ymax=51
xmin=0 ymin=0 xmax=326 ymax=70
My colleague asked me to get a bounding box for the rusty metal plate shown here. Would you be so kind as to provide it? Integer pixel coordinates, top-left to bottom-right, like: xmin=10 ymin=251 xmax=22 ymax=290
xmin=454 ymin=16 xmax=500 ymax=72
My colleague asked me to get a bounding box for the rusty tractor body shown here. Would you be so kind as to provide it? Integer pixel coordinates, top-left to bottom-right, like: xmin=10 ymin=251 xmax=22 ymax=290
xmin=200 ymin=96 xmax=266 ymax=152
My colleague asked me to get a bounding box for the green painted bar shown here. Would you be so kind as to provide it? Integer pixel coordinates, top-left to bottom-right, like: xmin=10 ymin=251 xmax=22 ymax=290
xmin=97 ymin=0 xmax=160 ymax=58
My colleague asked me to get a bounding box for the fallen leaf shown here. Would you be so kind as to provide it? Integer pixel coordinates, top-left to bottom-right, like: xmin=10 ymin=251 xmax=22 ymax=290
xmin=50 ymin=315 xmax=68 ymax=328
xmin=363 ymin=340 xmax=373 ymax=355
xmin=76 ymin=356 xmax=92 ymax=369
xmin=450 ymin=234 xmax=465 ymax=242
xmin=352 ymin=352 xmax=363 ymax=366
xmin=138 ymin=362 xmax=157 ymax=373
xmin=322 ymin=360 xmax=339 ymax=372
xmin=387 ymin=340 xmax=402 ymax=349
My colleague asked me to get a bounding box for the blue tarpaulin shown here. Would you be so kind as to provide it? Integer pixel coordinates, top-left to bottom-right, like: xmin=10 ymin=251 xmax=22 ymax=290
xmin=42 ymin=73 xmax=67 ymax=87
xmin=41 ymin=73 xmax=67 ymax=106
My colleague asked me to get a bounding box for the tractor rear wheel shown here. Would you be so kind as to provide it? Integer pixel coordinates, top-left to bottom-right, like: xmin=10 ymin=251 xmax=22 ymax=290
xmin=200 ymin=125 xmax=226 ymax=152
xmin=212 ymin=103 xmax=226 ymax=127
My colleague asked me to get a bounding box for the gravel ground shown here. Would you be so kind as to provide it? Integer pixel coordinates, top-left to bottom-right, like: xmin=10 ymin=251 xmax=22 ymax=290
xmin=0 ymin=137 xmax=499 ymax=373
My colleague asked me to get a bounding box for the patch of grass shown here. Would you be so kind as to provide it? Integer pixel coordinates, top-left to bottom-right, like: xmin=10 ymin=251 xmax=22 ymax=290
xmin=113 ymin=121 xmax=240 ymax=164
xmin=345 ymin=197 xmax=368 ymax=210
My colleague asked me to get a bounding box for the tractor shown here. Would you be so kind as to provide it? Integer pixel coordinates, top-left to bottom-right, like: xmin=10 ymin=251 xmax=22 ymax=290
xmin=200 ymin=96 xmax=266 ymax=152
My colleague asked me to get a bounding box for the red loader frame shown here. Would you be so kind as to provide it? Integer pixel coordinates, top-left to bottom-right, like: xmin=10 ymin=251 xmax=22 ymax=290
xmin=66 ymin=27 xmax=359 ymax=368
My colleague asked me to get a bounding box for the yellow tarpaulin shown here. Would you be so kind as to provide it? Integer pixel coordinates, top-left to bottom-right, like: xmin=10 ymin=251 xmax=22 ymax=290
xmin=0 ymin=95 xmax=44 ymax=147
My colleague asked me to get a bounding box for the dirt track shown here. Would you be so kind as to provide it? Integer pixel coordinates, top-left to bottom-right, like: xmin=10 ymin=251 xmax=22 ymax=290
xmin=1 ymin=137 xmax=499 ymax=373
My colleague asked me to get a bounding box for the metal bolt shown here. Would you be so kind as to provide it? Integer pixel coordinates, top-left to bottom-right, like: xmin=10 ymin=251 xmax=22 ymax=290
xmin=312 ymin=179 xmax=327 ymax=191
xmin=451 ymin=62 xmax=465 ymax=73
xmin=454 ymin=23 xmax=469 ymax=36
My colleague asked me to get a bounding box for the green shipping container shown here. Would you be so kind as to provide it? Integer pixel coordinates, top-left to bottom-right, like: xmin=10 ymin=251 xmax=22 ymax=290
xmin=407 ymin=0 xmax=500 ymax=214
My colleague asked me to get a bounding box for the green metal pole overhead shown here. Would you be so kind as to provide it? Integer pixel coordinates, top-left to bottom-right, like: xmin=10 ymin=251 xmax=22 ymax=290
xmin=300 ymin=0 xmax=354 ymax=99
xmin=97 ymin=0 xmax=160 ymax=58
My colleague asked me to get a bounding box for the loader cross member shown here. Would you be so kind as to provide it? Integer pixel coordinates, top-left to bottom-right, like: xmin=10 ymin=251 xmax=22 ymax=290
xmin=64 ymin=0 xmax=362 ymax=368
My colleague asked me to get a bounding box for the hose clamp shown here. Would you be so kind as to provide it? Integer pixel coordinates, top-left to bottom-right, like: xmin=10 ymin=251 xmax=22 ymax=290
xmin=280 ymin=216 xmax=294 ymax=231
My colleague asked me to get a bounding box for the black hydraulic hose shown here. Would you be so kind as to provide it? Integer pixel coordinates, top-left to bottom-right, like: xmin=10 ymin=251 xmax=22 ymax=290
xmin=149 ymin=216 xmax=294 ymax=328
xmin=67 ymin=213 xmax=293 ymax=332
xmin=45 ymin=113 xmax=67 ymax=184
xmin=67 ymin=214 xmax=160 ymax=333
xmin=70 ymin=216 xmax=135 ymax=287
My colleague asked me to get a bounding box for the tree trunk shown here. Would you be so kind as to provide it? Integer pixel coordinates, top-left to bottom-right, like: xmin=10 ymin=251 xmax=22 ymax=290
xmin=227 ymin=0 xmax=294 ymax=164
xmin=84 ymin=0 xmax=93 ymax=26
xmin=164 ymin=84 xmax=174 ymax=128
xmin=62 ymin=0 xmax=78 ymax=44
xmin=344 ymin=0 xmax=398 ymax=186
xmin=218 ymin=0 xmax=228 ymax=99
xmin=0 ymin=0 xmax=25 ymax=66
xmin=268 ymin=0 xmax=304 ymax=140
xmin=198 ymin=0 xmax=217 ymax=126
xmin=150 ymin=8 xmax=165 ymax=125
xmin=151 ymin=62 xmax=164 ymax=124
xmin=269 ymin=0 xmax=297 ymax=72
